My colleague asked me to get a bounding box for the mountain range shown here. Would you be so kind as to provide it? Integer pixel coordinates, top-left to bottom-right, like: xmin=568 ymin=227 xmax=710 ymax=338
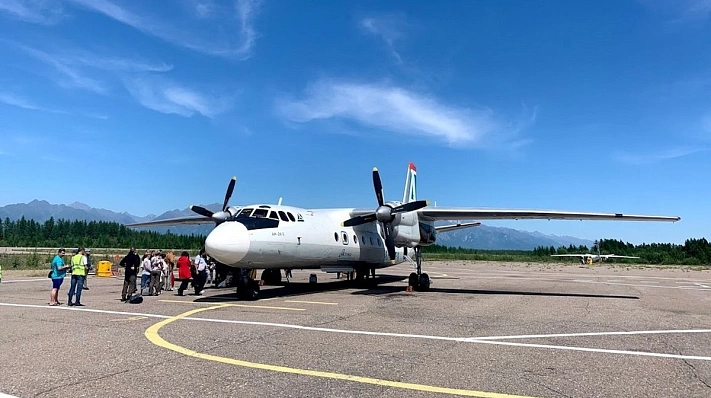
xmin=0 ymin=200 xmax=594 ymax=250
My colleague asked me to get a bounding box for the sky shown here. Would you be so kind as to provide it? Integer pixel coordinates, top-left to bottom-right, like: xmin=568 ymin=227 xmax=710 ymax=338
xmin=0 ymin=0 xmax=709 ymax=245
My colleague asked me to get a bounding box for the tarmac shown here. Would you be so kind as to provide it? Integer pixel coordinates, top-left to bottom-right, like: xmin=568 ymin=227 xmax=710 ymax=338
xmin=1 ymin=261 xmax=710 ymax=398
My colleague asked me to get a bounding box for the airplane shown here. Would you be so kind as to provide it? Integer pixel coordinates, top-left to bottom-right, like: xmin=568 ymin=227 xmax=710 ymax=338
xmin=551 ymin=240 xmax=640 ymax=264
xmin=127 ymin=162 xmax=680 ymax=300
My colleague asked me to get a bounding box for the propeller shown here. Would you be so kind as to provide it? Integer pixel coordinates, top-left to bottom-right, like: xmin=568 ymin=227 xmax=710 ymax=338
xmin=190 ymin=176 xmax=237 ymax=223
xmin=342 ymin=167 xmax=429 ymax=260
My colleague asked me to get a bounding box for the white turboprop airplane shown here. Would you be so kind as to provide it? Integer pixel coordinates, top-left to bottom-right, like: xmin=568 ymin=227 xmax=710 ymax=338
xmin=551 ymin=241 xmax=640 ymax=264
xmin=128 ymin=163 xmax=680 ymax=300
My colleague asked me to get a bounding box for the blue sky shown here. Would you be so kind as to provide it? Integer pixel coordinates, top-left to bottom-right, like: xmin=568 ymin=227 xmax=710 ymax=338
xmin=0 ymin=0 xmax=709 ymax=245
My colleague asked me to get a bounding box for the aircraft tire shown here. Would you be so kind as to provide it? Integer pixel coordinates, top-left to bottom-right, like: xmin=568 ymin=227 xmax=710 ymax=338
xmin=418 ymin=273 xmax=430 ymax=292
xmin=408 ymin=273 xmax=418 ymax=288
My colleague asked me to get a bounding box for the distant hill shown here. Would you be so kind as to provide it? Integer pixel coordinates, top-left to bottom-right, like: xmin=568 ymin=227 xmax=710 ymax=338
xmin=434 ymin=223 xmax=594 ymax=250
xmin=0 ymin=200 xmax=593 ymax=250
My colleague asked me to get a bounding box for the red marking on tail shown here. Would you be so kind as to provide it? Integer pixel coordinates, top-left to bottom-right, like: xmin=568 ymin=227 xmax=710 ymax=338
xmin=408 ymin=162 xmax=417 ymax=171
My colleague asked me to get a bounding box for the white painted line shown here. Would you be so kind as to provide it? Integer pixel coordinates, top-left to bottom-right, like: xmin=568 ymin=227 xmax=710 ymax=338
xmin=3 ymin=302 xmax=711 ymax=362
xmin=468 ymin=329 xmax=711 ymax=340
xmin=462 ymin=339 xmax=711 ymax=362
xmin=0 ymin=392 xmax=19 ymax=398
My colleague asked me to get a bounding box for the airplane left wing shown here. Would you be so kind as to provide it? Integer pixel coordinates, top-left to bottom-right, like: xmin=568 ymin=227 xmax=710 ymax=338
xmin=550 ymin=254 xmax=587 ymax=258
xmin=417 ymin=207 xmax=681 ymax=222
xmin=126 ymin=216 xmax=214 ymax=228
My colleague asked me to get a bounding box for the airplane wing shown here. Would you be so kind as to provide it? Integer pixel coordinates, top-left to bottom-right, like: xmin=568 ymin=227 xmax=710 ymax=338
xmin=435 ymin=222 xmax=481 ymax=233
xmin=126 ymin=216 xmax=214 ymax=228
xmin=550 ymin=254 xmax=587 ymax=258
xmin=599 ymin=255 xmax=640 ymax=259
xmin=417 ymin=207 xmax=681 ymax=222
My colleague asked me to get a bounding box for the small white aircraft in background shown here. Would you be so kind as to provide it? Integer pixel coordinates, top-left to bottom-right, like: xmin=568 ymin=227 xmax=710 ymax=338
xmin=128 ymin=163 xmax=680 ymax=300
xmin=551 ymin=240 xmax=640 ymax=264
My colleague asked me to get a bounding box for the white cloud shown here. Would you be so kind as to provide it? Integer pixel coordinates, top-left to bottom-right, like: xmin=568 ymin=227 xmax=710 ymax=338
xmin=0 ymin=0 xmax=64 ymax=25
xmin=65 ymin=0 xmax=261 ymax=59
xmin=123 ymin=76 xmax=230 ymax=118
xmin=277 ymin=79 xmax=533 ymax=148
xmin=12 ymin=42 xmax=173 ymax=95
xmin=615 ymin=147 xmax=708 ymax=165
xmin=639 ymin=0 xmax=711 ymax=22
xmin=0 ymin=92 xmax=67 ymax=114
xmin=359 ymin=14 xmax=408 ymax=64
xmin=15 ymin=44 xmax=108 ymax=94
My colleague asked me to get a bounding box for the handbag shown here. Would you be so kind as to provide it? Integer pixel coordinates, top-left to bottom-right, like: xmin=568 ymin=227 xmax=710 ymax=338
xmin=47 ymin=270 xmax=53 ymax=278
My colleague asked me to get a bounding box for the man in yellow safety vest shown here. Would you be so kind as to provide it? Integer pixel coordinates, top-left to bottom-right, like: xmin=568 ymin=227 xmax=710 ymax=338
xmin=67 ymin=248 xmax=87 ymax=306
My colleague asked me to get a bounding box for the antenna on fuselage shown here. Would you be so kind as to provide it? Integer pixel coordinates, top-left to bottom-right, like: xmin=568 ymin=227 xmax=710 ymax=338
xmin=278 ymin=197 xmax=283 ymax=206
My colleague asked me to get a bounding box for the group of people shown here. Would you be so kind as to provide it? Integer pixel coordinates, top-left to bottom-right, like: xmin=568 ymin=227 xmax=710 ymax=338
xmin=48 ymin=247 xmax=221 ymax=306
xmin=49 ymin=247 xmax=92 ymax=306
xmin=119 ymin=248 xmax=216 ymax=301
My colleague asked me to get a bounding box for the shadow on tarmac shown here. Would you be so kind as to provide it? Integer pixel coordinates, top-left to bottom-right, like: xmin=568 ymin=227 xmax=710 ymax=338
xmin=189 ymin=273 xmax=638 ymax=302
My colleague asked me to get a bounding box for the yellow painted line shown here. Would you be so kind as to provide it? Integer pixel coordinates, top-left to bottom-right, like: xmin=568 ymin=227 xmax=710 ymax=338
xmin=284 ymin=300 xmax=338 ymax=305
xmin=158 ymin=299 xmax=305 ymax=311
xmin=144 ymin=305 xmax=539 ymax=398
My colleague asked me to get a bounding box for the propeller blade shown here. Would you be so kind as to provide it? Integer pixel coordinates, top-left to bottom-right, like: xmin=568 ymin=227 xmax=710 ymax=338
xmin=383 ymin=225 xmax=396 ymax=260
xmin=222 ymin=176 xmax=237 ymax=211
xmin=342 ymin=213 xmax=377 ymax=227
xmin=190 ymin=205 xmax=214 ymax=218
xmin=391 ymin=199 xmax=429 ymax=214
xmin=372 ymin=167 xmax=384 ymax=206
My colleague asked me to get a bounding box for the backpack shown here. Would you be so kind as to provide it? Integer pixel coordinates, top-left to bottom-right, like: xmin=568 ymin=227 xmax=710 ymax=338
xmin=128 ymin=294 xmax=143 ymax=304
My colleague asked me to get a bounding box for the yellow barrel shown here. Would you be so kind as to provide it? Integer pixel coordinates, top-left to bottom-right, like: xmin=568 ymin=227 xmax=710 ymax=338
xmin=97 ymin=260 xmax=113 ymax=277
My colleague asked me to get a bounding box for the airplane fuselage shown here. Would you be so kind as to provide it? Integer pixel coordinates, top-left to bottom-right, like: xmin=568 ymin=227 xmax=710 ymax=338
xmin=204 ymin=203 xmax=436 ymax=271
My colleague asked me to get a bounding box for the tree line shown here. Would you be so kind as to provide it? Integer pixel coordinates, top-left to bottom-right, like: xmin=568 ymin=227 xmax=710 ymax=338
xmin=424 ymin=237 xmax=711 ymax=265
xmin=0 ymin=217 xmax=205 ymax=250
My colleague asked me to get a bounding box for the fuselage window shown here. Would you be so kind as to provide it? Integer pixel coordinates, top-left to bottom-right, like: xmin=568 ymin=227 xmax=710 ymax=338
xmin=278 ymin=211 xmax=289 ymax=221
xmin=361 ymin=236 xmax=365 ymax=244
xmin=353 ymin=235 xmax=358 ymax=244
xmin=252 ymin=209 xmax=268 ymax=218
xmin=268 ymin=211 xmax=279 ymax=220
xmin=342 ymin=232 xmax=348 ymax=244
xmin=238 ymin=208 xmax=254 ymax=217
xmin=377 ymin=239 xmax=381 ymax=246
xmin=287 ymin=212 xmax=296 ymax=222
xmin=369 ymin=237 xmax=373 ymax=245
xmin=334 ymin=232 xmax=339 ymax=242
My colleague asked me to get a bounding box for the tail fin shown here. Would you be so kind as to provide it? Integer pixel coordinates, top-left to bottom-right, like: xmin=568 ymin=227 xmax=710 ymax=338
xmin=402 ymin=162 xmax=417 ymax=203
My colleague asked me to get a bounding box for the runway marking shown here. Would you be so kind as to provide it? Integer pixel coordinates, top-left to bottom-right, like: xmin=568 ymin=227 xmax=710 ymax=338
xmin=456 ymin=275 xmax=711 ymax=291
xmin=3 ymin=302 xmax=711 ymax=361
xmin=144 ymin=304 xmax=538 ymax=398
xmin=468 ymin=329 xmax=711 ymax=340
xmin=158 ymin=299 xmax=305 ymax=311
xmin=284 ymin=300 xmax=337 ymax=305
xmin=110 ymin=316 xmax=147 ymax=322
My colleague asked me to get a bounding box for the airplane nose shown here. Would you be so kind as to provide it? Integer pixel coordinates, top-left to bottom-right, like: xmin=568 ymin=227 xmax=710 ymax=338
xmin=205 ymin=221 xmax=250 ymax=265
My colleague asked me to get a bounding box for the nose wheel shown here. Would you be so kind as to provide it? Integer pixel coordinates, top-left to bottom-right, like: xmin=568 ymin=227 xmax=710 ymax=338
xmin=236 ymin=269 xmax=260 ymax=300
xmin=408 ymin=246 xmax=430 ymax=292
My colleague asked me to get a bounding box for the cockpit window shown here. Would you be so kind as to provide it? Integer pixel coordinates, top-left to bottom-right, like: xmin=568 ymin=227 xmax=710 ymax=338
xmin=252 ymin=208 xmax=269 ymax=218
xmin=287 ymin=212 xmax=296 ymax=222
xmin=278 ymin=211 xmax=289 ymax=221
xmin=268 ymin=211 xmax=279 ymax=220
xmin=238 ymin=208 xmax=253 ymax=217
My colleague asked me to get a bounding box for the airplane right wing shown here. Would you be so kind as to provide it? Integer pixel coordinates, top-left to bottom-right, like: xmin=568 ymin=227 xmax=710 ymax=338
xmin=599 ymin=255 xmax=640 ymax=259
xmin=435 ymin=222 xmax=481 ymax=233
xmin=550 ymin=254 xmax=587 ymax=258
xmin=417 ymin=207 xmax=681 ymax=222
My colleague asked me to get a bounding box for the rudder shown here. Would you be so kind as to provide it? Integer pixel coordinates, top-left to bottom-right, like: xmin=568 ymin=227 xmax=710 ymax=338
xmin=402 ymin=162 xmax=417 ymax=203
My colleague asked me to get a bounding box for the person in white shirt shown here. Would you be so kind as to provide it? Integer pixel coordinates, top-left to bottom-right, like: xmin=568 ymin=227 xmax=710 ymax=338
xmin=141 ymin=254 xmax=152 ymax=294
xmin=193 ymin=249 xmax=208 ymax=295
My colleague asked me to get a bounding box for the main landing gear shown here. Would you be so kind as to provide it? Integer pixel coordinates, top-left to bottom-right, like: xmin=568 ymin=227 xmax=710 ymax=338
xmin=408 ymin=246 xmax=430 ymax=292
